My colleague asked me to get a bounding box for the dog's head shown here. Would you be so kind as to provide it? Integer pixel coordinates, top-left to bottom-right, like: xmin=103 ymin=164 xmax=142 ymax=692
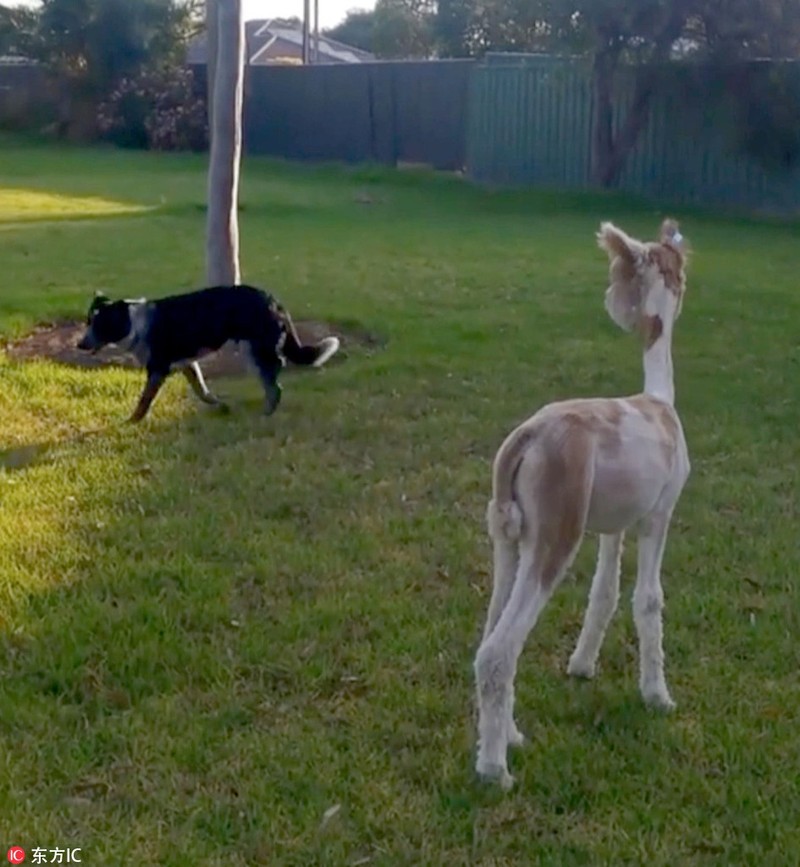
xmin=77 ymin=292 xmax=133 ymax=352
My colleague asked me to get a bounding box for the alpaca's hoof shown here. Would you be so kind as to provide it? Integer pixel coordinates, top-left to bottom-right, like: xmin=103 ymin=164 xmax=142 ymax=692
xmin=476 ymin=761 xmax=515 ymax=790
xmin=507 ymin=721 xmax=526 ymax=748
xmin=567 ymin=654 xmax=596 ymax=679
xmin=642 ymin=687 xmax=676 ymax=712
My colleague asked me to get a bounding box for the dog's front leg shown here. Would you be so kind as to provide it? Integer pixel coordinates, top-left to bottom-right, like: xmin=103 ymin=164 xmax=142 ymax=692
xmin=183 ymin=362 xmax=227 ymax=410
xmin=129 ymin=371 xmax=166 ymax=423
xmin=260 ymin=366 xmax=282 ymax=416
xmin=248 ymin=344 xmax=283 ymax=415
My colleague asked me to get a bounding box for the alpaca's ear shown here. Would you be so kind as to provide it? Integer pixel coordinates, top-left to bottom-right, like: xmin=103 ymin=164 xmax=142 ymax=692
xmin=659 ymin=217 xmax=690 ymax=275
xmin=596 ymin=221 xmax=646 ymax=265
xmin=604 ymin=258 xmax=641 ymax=332
xmin=659 ymin=218 xmax=684 ymax=248
xmin=597 ymin=222 xmax=647 ymax=332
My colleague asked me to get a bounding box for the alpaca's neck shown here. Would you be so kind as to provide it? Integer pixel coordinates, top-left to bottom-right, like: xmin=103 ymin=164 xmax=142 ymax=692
xmin=643 ymin=324 xmax=675 ymax=405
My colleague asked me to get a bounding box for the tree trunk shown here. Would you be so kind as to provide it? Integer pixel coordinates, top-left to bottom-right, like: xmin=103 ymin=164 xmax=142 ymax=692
xmin=601 ymin=72 xmax=656 ymax=187
xmin=590 ymin=11 xmax=687 ymax=188
xmin=590 ymin=50 xmax=616 ymax=187
xmin=592 ymin=57 xmax=657 ymax=188
xmin=205 ymin=0 xmax=218 ymax=132
xmin=205 ymin=0 xmax=244 ymax=286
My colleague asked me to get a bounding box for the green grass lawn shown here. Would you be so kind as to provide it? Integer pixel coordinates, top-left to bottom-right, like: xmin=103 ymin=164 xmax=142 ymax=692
xmin=2 ymin=136 xmax=800 ymax=865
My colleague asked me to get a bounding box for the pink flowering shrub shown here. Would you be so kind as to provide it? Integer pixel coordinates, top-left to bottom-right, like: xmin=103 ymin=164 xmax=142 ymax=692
xmin=97 ymin=65 xmax=207 ymax=151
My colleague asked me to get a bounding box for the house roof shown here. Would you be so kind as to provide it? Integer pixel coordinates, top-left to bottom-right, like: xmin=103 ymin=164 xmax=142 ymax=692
xmin=187 ymin=18 xmax=374 ymax=65
xmin=186 ymin=19 xmax=265 ymax=65
xmin=252 ymin=19 xmax=373 ymax=64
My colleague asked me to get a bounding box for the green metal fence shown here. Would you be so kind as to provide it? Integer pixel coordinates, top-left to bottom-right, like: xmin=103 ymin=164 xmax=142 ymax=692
xmin=244 ymin=60 xmax=472 ymax=171
xmin=468 ymin=55 xmax=593 ymax=189
xmin=467 ymin=54 xmax=800 ymax=212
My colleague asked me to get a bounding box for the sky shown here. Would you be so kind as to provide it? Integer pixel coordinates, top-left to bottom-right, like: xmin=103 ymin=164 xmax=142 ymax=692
xmin=12 ymin=0 xmax=376 ymax=31
xmin=243 ymin=0 xmax=373 ymax=29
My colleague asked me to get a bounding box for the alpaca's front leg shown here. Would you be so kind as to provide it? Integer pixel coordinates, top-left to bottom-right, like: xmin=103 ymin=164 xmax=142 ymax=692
xmin=633 ymin=514 xmax=675 ymax=711
xmin=568 ymin=532 xmax=624 ymax=678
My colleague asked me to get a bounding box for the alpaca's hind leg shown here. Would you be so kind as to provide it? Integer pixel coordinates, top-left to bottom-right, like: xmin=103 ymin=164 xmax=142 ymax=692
xmin=568 ymin=532 xmax=624 ymax=679
xmin=474 ymin=544 xmax=551 ymax=789
xmin=482 ymin=535 xmax=519 ymax=643
xmin=634 ymin=512 xmax=675 ymax=711
xmin=476 ymin=434 xmax=592 ymax=787
xmin=480 ymin=531 xmax=525 ymax=748
xmin=475 ymin=529 xmax=583 ymax=788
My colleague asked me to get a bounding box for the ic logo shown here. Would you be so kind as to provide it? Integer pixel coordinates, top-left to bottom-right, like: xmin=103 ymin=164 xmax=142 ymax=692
xmin=6 ymin=848 xmax=25 ymax=864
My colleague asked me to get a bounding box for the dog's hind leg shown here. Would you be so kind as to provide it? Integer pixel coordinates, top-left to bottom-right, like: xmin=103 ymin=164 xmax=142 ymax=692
xmin=183 ymin=362 xmax=227 ymax=410
xmin=129 ymin=371 xmax=166 ymax=422
xmin=247 ymin=341 xmax=283 ymax=415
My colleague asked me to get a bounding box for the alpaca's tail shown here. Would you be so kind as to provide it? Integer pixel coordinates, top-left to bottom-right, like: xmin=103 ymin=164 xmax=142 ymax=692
xmin=486 ymin=422 xmax=539 ymax=543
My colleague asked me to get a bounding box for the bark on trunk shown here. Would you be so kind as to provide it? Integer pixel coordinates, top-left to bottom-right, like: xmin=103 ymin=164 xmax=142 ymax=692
xmin=205 ymin=0 xmax=218 ymax=132
xmin=590 ymin=50 xmax=617 ymax=187
xmin=602 ymin=72 xmax=656 ymax=186
xmin=592 ymin=58 xmax=656 ymax=188
xmin=205 ymin=0 xmax=244 ymax=286
xmin=590 ymin=11 xmax=686 ymax=188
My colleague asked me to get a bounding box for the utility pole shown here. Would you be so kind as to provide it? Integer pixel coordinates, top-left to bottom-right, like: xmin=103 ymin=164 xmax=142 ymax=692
xmin=313 ymin=0 xmax=320 ymax=63
xmin=302 ymin=0 xmax=310 ymax=64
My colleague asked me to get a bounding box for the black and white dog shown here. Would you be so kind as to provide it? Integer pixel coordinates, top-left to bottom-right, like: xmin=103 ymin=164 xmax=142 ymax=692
xmin=76 ymin=284 xmax=340 ymax=422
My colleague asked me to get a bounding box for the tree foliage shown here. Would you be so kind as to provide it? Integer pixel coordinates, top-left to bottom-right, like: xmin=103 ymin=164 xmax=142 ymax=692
xmin=373 ymin=0 xmax=435 ymax=58
xmin=0 ymin=3 xmax=39 ymax=57
xmin=324 ymin=8 xmax=376 ymax=54
xmin=2 ymin=0 xmax=201 ymax=136
xmin=33 ymin=0 xmax=200 ymax=92
xmin=97 ymin=64 xmax=206 ymax=151
xmin=325 ymin=0 xmax=435 ymax=58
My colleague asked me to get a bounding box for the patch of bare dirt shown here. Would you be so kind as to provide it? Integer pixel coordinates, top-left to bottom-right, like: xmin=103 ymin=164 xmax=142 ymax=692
xmin=5 ymin=319 xmax=383 ymax=379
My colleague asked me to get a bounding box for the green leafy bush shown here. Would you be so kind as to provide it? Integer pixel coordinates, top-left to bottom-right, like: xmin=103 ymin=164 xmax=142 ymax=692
xmin=97 ymin=65 xmax=207 ymax=151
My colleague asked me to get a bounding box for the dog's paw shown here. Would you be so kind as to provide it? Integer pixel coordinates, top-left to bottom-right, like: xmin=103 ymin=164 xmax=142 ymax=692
xmin=264 ymin=386 xmax=282 ymax=416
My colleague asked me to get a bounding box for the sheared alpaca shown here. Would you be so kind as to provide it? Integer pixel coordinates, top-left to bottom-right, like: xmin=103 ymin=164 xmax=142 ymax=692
xmin=474 ymin=219 xmax=691 ymax=789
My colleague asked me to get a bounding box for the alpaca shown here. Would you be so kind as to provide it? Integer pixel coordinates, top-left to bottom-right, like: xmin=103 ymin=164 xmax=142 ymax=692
xmin=474 ymin=218 xmax=691 ymax=789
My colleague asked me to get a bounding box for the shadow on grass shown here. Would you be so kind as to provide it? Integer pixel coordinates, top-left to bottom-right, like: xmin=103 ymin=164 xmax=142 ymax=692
xmin=1 ymin=398 xmax=286 ymax=672
xmin=0 ymin=396 xmax=368 ymax=854
xmin=0 ymin=426 xmax=114 ymax=473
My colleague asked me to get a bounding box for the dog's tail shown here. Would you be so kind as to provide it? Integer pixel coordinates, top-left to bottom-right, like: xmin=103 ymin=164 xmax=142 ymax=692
xmin=280 ymin=308 xmax=340 ymax=368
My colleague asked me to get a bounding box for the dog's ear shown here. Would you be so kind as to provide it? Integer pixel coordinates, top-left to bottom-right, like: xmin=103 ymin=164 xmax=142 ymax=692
xmin=86 ymin=291 xmax=111 ymax=323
